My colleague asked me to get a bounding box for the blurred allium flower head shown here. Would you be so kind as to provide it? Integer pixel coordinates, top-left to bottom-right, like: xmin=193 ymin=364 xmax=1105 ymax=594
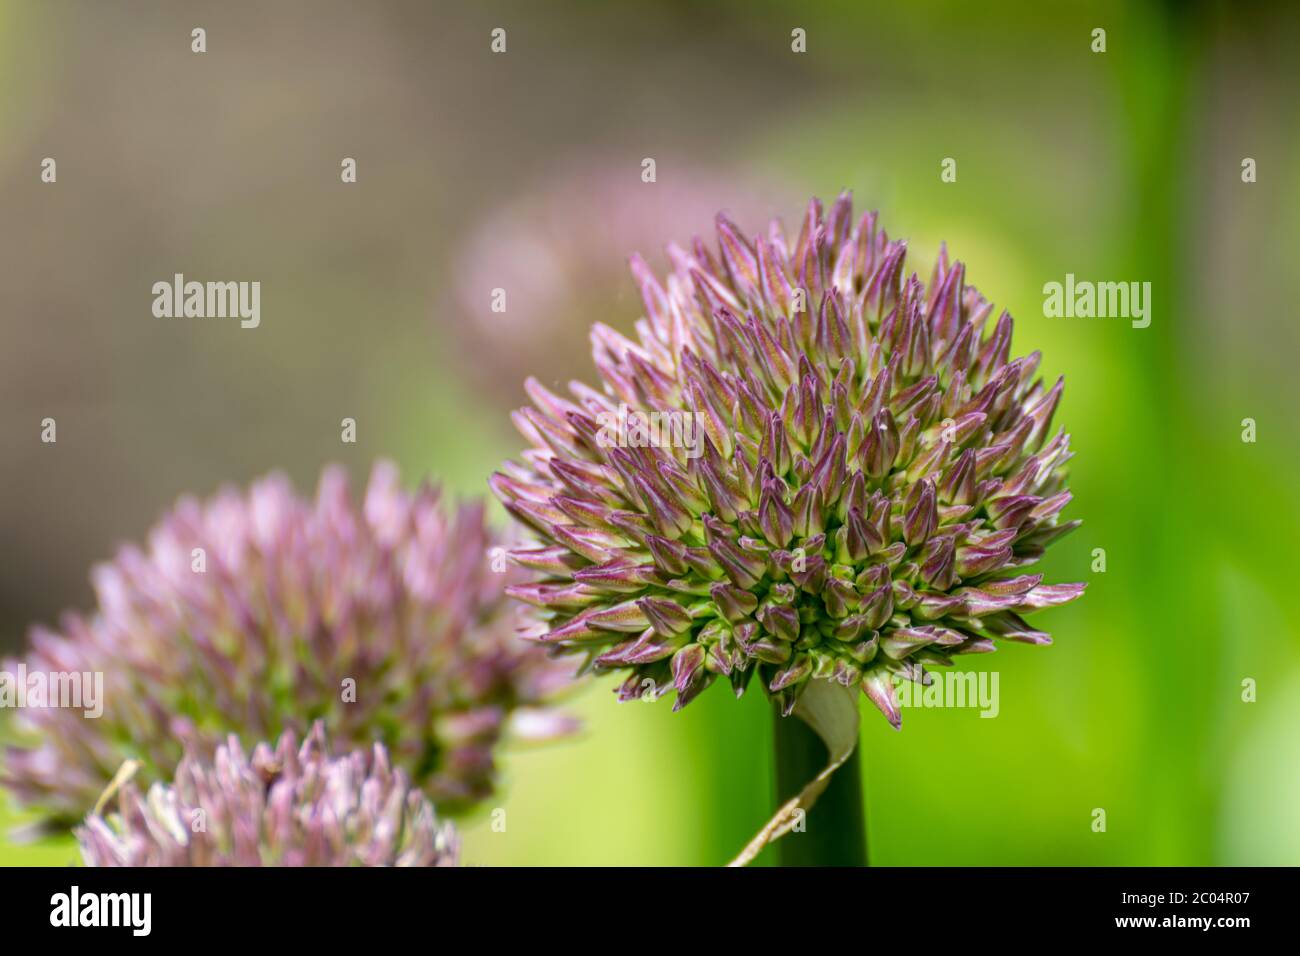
xmin=77 ymin=724 xmax=459 ymax=867
xmin=492 ymin=193 xmax=1084 ymax=726
xmin=4 ymin=461 xmax=575 ymax=824
xmin=454 ymin=163 xmax=784 ymax=347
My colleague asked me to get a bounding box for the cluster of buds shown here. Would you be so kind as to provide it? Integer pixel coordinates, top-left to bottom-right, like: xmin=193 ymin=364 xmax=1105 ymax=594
xmin=3 ymin=462 xmax=575 ymax=825
xmin=77 ymin=725 xmax=459 ymax=867
xmin=494 ymin=193 xmax=1083 ymax=725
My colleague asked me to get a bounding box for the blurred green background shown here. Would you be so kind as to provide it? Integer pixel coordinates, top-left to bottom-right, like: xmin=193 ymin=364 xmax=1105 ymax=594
xmin=2 ymin=0 xmax=1298 ymax=865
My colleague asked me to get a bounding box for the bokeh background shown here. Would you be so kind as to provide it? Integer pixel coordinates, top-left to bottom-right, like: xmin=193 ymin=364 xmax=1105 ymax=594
xmin=2 ymin=0 xmax=1298 ymax=865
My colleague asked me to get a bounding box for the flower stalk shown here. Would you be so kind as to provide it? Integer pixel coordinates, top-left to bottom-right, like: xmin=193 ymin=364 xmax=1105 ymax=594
xmin=772 ymin=706 xmax=866 ymax=866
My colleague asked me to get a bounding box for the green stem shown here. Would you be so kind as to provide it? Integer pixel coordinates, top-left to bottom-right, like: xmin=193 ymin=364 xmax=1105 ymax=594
xmin=772 ymin=705 xmax=867 ymax=866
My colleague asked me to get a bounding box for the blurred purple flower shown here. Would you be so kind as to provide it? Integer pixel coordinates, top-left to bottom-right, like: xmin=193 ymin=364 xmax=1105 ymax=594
xmin=77 ymin=724 xmax=459 ymax=867
xmin=492 ymin=193 xmax=1083 ymax=726
xmin=3 ymin=462 xmax=576 ymax=826
xmin=452 ymin=162 xmax=786 ymax=353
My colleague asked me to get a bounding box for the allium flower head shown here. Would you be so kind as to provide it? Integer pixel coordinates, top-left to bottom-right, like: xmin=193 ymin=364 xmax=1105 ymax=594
xmin=77 ymin=724 xmax=459 ymax=867
xmin=493 ymin=193 xmax=1083 ymax=726
xmin=4 ymin=462 xmax=575 ymax=824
